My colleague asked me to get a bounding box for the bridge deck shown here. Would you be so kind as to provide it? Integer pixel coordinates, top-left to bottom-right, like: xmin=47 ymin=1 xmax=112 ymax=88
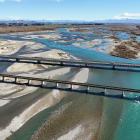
xmin=0 ymin=56 xmax=140 ymax=72
xmin=0 ymin=73 xmax=140 ymax=101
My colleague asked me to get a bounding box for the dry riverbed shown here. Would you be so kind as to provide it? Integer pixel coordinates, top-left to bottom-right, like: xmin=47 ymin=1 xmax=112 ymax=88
xmin=0 ymin=38 xmax=78 ymax=140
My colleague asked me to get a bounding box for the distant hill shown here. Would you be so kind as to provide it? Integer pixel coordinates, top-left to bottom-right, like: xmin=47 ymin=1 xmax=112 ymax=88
xmin=94 ymin=19 xmax=140 ymax=24
xmin=0 ymin=19 xmax=140 ymax=25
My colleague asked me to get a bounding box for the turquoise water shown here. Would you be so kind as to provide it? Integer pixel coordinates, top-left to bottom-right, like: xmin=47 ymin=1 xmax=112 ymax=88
xmin=114 ymin=101 xmax=140 ymax=140
xmin=36 ymin=38 xmax=140 ymax=64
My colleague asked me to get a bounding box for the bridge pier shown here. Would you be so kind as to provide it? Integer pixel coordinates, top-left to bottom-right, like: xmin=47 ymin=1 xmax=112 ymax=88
xmin=28 ymin=79 xmax=31 ymax=85
xmin=41 ymin=81 xmax=44 ymax=87
xmin=60 ymin=61 xmax=64 ymax=66
xmin=85 ymin=63 xmax=88 ymax=67
xmin=112 ymin=64 xmax=116 ymax=69
xmin=122 ymin=91 xmax=125 ymax=98
xmin=1 ymin=76 xmax=4 ymax=82
xmin=37 ymin=60 xmax=41 ymax=64
xmin=70 ymin=84 xmax=72 ymax=90
xmin=86 ymin=86 xmax=90 ymax=93
xmin=15 ymin=77 xmax=17 ymax=83
xmin=56 ymin=83 xmax=59 ymax=88
xmin=16 ymin=58 xmax=19 ymax=62
xmin=104 ymin=88 xmax=107 ymax=94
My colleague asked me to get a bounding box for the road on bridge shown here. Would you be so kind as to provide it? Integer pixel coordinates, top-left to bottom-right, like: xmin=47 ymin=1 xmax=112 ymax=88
xmin=0 ymin=73 xmax=140 ymax=101
xmin=0 ymin=55 xmax=140 ymax=72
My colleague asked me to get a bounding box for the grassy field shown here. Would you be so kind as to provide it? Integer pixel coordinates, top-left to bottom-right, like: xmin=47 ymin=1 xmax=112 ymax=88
xmin=0 ymin=24 xmax=65 ymax=34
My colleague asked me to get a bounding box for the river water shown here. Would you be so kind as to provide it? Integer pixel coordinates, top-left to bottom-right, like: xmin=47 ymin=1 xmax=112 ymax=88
xmin=35 ymin=31 xmax=140 ymax=140
xmin=2 ymin=28 xmax=140 ymax=140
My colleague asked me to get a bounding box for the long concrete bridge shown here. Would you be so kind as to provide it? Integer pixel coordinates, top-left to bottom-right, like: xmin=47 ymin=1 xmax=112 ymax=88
xmin=0 ymin=55 xmax=140 ymax=72
xmin=0 ymin=73 xmax=140 ymax=101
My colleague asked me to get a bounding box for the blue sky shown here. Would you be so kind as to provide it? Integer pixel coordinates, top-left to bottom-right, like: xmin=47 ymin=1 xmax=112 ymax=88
xmin=0 ymin=0 xmax=140 ymax=20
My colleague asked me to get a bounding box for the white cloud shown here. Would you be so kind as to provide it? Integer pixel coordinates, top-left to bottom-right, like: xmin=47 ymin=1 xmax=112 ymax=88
xmin=114 ymin=12 xmax=140 ymax=19
xmin=0 ymin=0 xmax=63 ymax=3
xmin=0 ymin=0 xmax=21 ymax=2
xmin=48 ymin=0 xmax=64 ymax=2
